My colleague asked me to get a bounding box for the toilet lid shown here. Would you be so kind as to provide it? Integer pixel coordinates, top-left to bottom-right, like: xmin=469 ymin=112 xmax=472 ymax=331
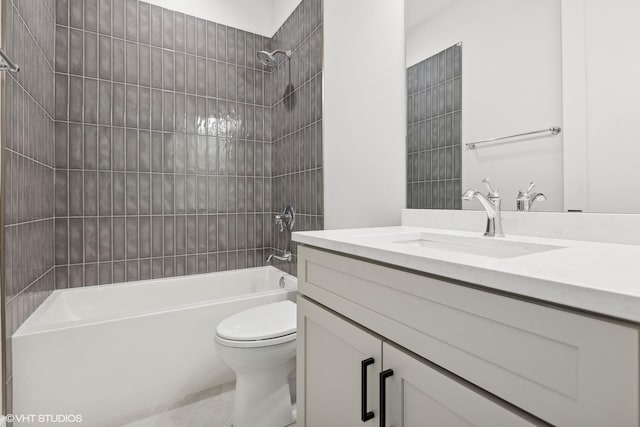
xmin=216 ymin=301 xmax=297 ymax=341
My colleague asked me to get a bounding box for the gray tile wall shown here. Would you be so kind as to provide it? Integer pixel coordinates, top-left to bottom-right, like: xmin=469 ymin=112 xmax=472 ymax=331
xmin=270 ymin=0 xmax=323 ymax=275
xmin=2 ymin=0 xmax=57 ymax=411
xmin=2 ymin=0 xmax=321 ymax=409
xmin=54 ymin=0 xmax=278 ymax=286
xmin=407 ymin=44 xmax=462 ymax=210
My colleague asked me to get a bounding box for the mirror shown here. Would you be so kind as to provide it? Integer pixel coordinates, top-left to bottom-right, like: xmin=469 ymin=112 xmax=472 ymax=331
xmin=405 ymin=0 xmax=640 ymax=214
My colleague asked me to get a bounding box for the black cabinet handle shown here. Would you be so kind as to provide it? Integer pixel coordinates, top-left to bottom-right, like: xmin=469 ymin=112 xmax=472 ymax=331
xmin=361 ymin=358 xmax=375 ymax=422
xmin=379 ymin=369 xmax=394 ymax=427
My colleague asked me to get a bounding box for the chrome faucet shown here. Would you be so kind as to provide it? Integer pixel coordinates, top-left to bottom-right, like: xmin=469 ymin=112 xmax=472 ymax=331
xmin=516 ymin=182 xmax=546 ymax=212
xmin=266 ymin=206 xmax=296 ymax=264
xmin=266 ymin=251 xmax=292 ymax=263
xmin=462 ymin=178 xmax=505 ymax=237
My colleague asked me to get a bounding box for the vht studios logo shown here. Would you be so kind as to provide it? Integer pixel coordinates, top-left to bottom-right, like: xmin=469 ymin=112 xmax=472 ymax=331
xmin=6 ymin=414 xmax=84 ymax=424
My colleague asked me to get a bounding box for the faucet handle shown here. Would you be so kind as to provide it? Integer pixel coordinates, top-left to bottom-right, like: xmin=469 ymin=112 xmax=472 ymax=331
xmin=518 ymin=182 xmax=536 ymax=197
xmin=518 ymin=182 xmax=540 ymax=200
xmin=274 ymin=206 xmax=296 ymax=232
xmin=482 ymin=178 xmax=500 ymax=197
xmin=516 ymin=182 xmax=546 ymax=211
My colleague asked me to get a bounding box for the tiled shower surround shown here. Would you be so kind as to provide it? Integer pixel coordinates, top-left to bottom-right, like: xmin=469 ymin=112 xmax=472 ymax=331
xmin=2 ymin=0 xmax=57 ymax=409
xmin=271 ymin=0 xmax=323 ymax=275
xmin=53 ymin=0 xmax=275 ymax=285
xmin=52 ymin=0 xmax=323 ymax=285
xmin=407 ymin=44 xmax=462 ymax=210
xmin=2 ymin=0 xmax=322 ymax=409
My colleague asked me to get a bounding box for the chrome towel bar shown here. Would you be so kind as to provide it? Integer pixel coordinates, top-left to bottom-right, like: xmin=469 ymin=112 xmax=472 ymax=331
xmin=466 ymin=126 xmax=561 ymax=150
xmin=0 ymin=48 xmax=19 ymax=72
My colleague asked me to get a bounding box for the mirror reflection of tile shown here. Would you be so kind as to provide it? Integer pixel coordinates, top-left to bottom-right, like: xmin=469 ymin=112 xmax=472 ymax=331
xmin=407 ymin=44 xmax=462 ymax=210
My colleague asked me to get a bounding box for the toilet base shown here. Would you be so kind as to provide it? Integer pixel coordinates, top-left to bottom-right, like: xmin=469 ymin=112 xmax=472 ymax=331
xmin=216 ymin=338 xmax=297 ymax=427
xmin=232 ymin=361 xmax=295 ymax=427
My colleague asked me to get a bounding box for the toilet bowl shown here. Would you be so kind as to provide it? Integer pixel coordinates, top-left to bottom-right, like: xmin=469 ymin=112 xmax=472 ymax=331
xmin=216 ymin=300 xmax=297 ymax=427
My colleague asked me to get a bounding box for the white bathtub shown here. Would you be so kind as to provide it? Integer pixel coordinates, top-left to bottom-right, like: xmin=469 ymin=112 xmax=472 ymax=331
xmin=12 ymin=266 xmax=297 ymax=426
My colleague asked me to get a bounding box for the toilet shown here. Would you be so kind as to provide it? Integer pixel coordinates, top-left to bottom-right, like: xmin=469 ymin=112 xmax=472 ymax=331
xmin=216 ymin=300 xmax=297 ymax=427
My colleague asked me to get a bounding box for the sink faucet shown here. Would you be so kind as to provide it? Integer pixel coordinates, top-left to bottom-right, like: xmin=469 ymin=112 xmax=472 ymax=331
xmin=462 ymin=178 xmax=505 ymax=237
xmin=516 ymin=182 xmax=546 ymax=212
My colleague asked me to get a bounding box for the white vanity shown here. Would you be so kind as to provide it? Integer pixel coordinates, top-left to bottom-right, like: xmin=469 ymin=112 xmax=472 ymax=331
xmin=292 ymin=211 xmax=640 ymax=427
xmin=291 ymin=0 xmax=640 ymax=423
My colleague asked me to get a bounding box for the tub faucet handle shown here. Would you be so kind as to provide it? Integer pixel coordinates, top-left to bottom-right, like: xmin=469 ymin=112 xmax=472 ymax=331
xmin=274 ymin=206 xmax=295 ymax=232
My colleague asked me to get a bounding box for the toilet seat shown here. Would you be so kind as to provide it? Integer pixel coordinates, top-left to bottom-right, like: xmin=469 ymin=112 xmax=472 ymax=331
xmin=215 ymin=300 xmax=297 ymax=348
xmin=216 ymin=332 xmax=296 ymax=348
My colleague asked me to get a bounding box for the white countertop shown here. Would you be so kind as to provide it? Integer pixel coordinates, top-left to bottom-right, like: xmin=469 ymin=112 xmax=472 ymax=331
xmin=293 ymin=226 xmax=640 ymax=323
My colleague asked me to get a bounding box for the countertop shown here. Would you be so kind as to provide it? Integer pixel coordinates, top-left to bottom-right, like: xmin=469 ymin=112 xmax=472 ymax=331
xmin=292 ymin=226 xmax=640 ymax=323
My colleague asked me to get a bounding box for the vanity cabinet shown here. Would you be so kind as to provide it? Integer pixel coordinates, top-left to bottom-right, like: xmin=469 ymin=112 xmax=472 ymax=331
xmin=297 ymin=297 xmax=382 ymax=426
xmin=298 ymin=297 xmax=540 ymax=427
xmin=296 ymin=245 xmax=640 ymax=427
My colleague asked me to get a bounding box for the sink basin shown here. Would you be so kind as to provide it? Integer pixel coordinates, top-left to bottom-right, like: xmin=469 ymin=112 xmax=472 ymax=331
xmin=358 ymin=232 xmax=564 ymax=259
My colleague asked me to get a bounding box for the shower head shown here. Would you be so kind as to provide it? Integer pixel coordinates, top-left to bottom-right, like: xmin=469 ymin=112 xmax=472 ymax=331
xmin=256 ymin=49 xmax=292 ymax=68
xmin=256 ymin=51 xmax=275 ymax=67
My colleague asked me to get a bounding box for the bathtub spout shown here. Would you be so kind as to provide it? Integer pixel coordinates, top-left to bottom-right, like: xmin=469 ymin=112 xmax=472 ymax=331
xmin=266 ymin=251 xmax=292 ymax=263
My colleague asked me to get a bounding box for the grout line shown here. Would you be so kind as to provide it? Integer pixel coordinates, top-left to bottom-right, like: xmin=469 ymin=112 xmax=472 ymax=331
xmin=110 ymin=1 xmax=116 ymax=284
xmin=6 ymin=72 xmax=56 ymax=128
xmin=138 ymin=11 xmax=143 ymax=279
xmin=81 ymin=8 xmax=86 ymax=286
xmin=407 ymin=109 xmax=463 ymax=127
xmin=272 ymin=117 xmax=322 ymax=144
xmin=406 ymin=75 xmax=462 ymax=97
xmin=57 ymin=23 xmax=275 ymax=74
xmin=5 ymin=217 xmax=53 ymax=228
xmin=4 ymin=267 xmax=54 ymax=306
xmin=56 ymin=104 xmax=276 ymax=137
xmin=5 ymin=147 xmax=54 ymax=171
xmin=271 ymin=70 xmax=322 ymax=110
xmin=11 ymin=2 xmax=56 ymax=74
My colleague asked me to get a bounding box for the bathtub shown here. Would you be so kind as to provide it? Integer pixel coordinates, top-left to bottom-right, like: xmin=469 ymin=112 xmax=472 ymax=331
xmin=12 ymin=266 xmax=297 ymax=426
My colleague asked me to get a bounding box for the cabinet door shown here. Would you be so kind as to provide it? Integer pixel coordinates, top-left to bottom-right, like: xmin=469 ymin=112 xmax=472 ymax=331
xmin=297 ymin=296 xmax=382 ymax=427
xmin=382 ymin=343 xmax=543 ymax=427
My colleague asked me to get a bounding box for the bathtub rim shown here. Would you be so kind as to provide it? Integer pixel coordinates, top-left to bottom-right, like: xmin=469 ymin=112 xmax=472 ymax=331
xmin=15 ymin=266 xmax=297 ymax=338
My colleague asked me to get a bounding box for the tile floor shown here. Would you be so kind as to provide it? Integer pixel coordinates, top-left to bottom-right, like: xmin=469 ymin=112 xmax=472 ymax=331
xmin=124 ymin=382 xmax=296 ymax=427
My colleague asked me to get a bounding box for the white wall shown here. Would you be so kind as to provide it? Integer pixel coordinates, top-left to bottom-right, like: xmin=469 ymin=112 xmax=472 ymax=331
xmin=562 ymin=0 xmax=640 ymax=213
xmin=405 ymin=0 xmax=457 ymax=33
xmin=407 ymin=0 xmax=564 ymax=212
xmin=323 ymin=0 xmax=406 ymax=229
xmin=271 ymin=0 xmax=304 ymax=34
xmin=145 ymin=0 xmax=300 ymax=36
